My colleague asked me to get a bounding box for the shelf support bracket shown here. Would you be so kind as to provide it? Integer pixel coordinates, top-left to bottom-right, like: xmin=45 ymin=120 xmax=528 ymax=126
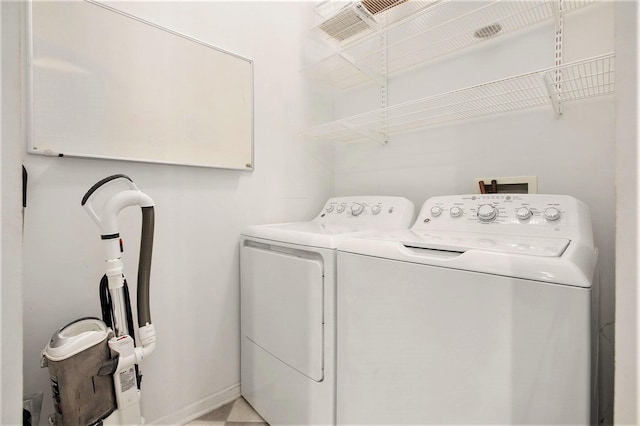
xmin=380 ymin=31 xmax=389 ymax=140
xmin=543 ymin=73 xmax=562 ymax=118
xmin=341 ymin=121 xmax=387 ymax=145
xmin=552 ymin=0 xmax=564 ymax=117
xmin=338 ymin=52 xmax=386 ymax=86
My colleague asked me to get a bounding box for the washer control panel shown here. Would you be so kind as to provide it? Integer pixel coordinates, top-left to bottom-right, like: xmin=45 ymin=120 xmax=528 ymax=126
xmin=315 ymin=196 xmax=415 ymax=228
xmin=414 ymin=194 xmax=591 ymax=239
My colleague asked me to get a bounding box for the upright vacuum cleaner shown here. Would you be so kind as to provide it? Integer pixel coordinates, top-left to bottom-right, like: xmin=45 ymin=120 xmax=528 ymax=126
xmin=42 ymin=174 xmax=156 ymax=426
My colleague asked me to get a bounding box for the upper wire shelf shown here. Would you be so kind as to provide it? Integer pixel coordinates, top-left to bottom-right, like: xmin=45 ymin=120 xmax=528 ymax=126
xmin=303 ymin=0 xmax=601 ymax=90
xmin=301 ymin=53 xmax=615 ymax=143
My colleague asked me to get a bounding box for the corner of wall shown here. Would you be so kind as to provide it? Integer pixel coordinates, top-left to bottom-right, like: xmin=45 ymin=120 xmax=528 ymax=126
xmin=613 ymin=1 xmax=639 ymax=424
xmin=1 ymin=1 xmax=25 ymax=424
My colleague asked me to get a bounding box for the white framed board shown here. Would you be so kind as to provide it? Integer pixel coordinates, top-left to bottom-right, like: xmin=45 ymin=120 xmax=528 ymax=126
xmin=27 ymin=0 xmax=254 ymax=170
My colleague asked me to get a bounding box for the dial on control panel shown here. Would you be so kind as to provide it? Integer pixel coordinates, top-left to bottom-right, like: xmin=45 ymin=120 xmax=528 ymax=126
xmin=430 ymin=206 xmax=443 ymax=217
xmin=477 ymin=204 xmax=498 ymax=222
xmin=371 ymin=205 xmax=382 ymax=215
xmin=351 ymin=203 xmax=364 ymax=216
xmin=449 ymin=206 xmax=463 ymax=218
xmin=336 ymin=204 xmax=346 ymax=213
xmin=516 ymin=207 xmax=532 ymax=220
xmin=544 ymin=207 xmax=561 ymax=221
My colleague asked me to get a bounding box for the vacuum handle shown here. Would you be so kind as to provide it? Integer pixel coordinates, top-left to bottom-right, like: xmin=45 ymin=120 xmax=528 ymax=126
xmin=81 ymin=174 xmax=135 ymax=206
xmin=82 ymin=174 xmax=139 ymax=226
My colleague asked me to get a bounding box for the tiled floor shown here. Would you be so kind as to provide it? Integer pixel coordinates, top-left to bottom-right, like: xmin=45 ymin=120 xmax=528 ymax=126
xmin=186 ymin=396 xmax=268 ymax=426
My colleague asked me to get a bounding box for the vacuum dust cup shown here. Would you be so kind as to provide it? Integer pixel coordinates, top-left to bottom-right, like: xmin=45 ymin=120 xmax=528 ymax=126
xmin=42 ymin=318 xmax=116 ymax=426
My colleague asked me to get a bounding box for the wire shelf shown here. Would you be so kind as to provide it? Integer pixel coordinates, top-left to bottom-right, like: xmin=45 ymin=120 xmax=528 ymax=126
xmin=303 ymin=0 xmax=601 ymax=89
xmin=301 ymin=53 xmax=615 ymax=143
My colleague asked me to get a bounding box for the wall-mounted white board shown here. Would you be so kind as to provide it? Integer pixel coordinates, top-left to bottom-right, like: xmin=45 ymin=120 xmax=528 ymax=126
xmin=27 ymin=0 xmax=254 ymax=170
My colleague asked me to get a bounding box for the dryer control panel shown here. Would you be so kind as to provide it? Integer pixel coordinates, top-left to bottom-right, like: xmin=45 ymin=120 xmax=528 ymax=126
xmin=314 ymin=196 xmax=414 ymax=229
xmin=414 ymin=194 xmax=593 ymax=242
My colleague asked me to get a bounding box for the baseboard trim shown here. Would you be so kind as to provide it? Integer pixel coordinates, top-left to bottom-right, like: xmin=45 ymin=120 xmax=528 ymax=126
xmin=147 ymin=383 xmax=241 ymax=425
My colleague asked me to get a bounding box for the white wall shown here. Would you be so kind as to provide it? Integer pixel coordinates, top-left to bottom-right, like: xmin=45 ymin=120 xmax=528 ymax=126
xmin=1 ymin=2 xmax=24 ymax=424
xmin=20 ymin=2 xmax=333 ymax=424
xmin=332 ymin=3 xmax=617 ymax=423
xmin=11 ymin=1 xmax=636 ymax=425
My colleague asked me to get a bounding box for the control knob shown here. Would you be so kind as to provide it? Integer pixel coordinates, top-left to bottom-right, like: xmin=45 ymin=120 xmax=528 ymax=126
xmin=516 ymin=207 xmax=532 ymax=220
xmin=450 ymin=206 xmax=463 ymax=218
xmin=544 ymin=207 xmax=561 ymax=221
xmin=326 ymin=205 xmax=335 ymax=213
xmin=336 ymin=204 xmax=346 ymax=213
xmin=351 ymin=203 xmax=364 ymax=216
xmin=371 ymin=205 xmax=382 ymax=215
xmin=477 ymin=204 xmax=498 ymax=222
xmin=430 ymin=206 xmax=443 ymax=217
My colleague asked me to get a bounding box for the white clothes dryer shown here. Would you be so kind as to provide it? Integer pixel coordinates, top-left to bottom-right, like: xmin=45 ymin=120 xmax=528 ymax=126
xmin=337 ymin=194 xmax=598 ymax=425
xmin=240 ymin=196 xmax=414 ymax=426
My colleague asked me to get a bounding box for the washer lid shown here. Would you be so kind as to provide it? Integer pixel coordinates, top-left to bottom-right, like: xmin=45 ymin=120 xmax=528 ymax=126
xmin=403 ymin=230 xmax=570 ymax=257
xmin=338 ymin=230 xmax=597 ymax=288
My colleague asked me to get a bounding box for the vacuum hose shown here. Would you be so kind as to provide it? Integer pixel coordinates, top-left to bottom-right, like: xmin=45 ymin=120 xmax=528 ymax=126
xmin=138 ymin=206 xmax=154 ymax=326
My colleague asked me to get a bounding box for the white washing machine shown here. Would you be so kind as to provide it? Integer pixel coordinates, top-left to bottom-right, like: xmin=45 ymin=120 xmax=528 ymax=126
xmin=240 ymin=196 xmax=414 ymax=426
xmin=337 ymin=194 xmax=598 ymax=425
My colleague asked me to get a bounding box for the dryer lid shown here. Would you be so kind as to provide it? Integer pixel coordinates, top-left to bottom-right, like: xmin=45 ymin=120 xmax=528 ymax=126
xmin=242 ymin=222 xmax=380 ymax=249
xmin=402 ymin=230 xmax=570 ymax=257
xmin=241 ymin=196 xmax=415 ymax=249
